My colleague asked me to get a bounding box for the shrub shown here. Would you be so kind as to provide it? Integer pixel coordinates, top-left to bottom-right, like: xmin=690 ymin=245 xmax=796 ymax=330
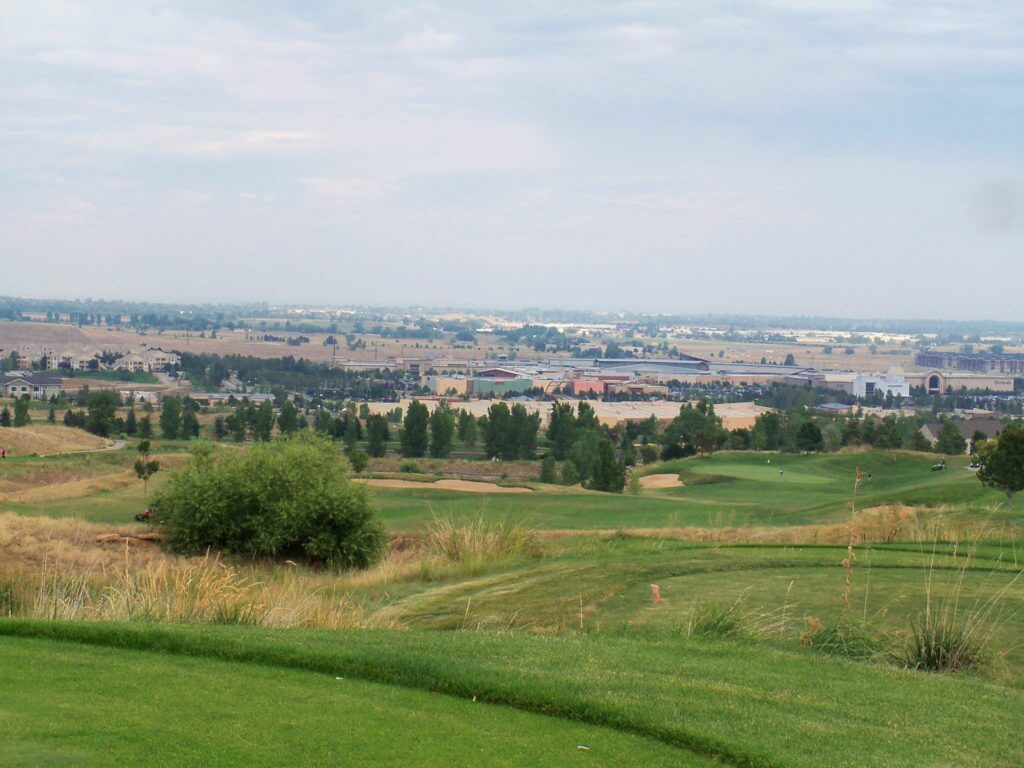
xmin=424 ymin=516 xmax=541 ymax=564
xmin=155 ymin=434 xmax=386 ymax=569
xmin=539 ymin=455 xmax=557 ymax=484
xmin=347 ymin=448 xmax=369 ymax=474
xmin=898 ymin=613 xmax=986 ymax=673
xmin=685 ymin=601 xmax=745 ymax=638
xmin=399 ymin=460 xmax=422 ymax=474
xmin=801 ymin=617 xmax=883 ymax=661
xmin=560 ymin=461 xmax=580 ymax=486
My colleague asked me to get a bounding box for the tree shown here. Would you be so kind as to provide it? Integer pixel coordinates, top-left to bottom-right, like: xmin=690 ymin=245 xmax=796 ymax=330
xmin=180 ymin=407 xmax=200 ymax=440
xmin=125 ymin=406 xmax=137 ymax=436
xmin=13 ymin=397 xmax=31 ymax=428
xmin=784 ymin=353 xmax=796 ymax=366
xmin=0 ymin=408 xmax=10 ymax=427
xmin=429 ymin=405 xmax=456 ymax=458
xmin=547 ymin=401 xmax=577 ymax=460
xmin=47 ymin=406 xmax=56 ymax=424
xmin=506 ymin=404 xmax=540 ymax=459
xmin=539 ymin=455 xmax=557 ymax=483
xmin=277 ymin=400 xmax=300 ymax=435
xmin=366 ymin=414 xmax=390 ymax=457
xmin=751 ymin=411 xmax=783 ymax=451
xmin=456 ymin=410 xmax=477 ymax=447
xmin=589 ymin=437 xmax=626 ymax=493
xmin=481 ymin=402 xmax=510 ymax=459
xmin=155 ymin=433 xmax=386 ymax=568
xmin=160 ymin=396 xmax=183 ymax=439
xmin=133 ymin=439 xmax=160 ymax=498
xmin=213 ymin=416 xmax=226 ymax=441
xmin=795 ymin=420 xmax=824 ymax=452
xmin=936 ymin=420 xmax=967 ymax=455
xmin=347 ymin=448 xmax=369 ymax=473
xmin=86 ymin=390 xmax=120 ymax=437
xmin=977 ymin=422 xmax=1024 ymax=511
xmin=401 ymin=400 xmax=429 ymax=458
xmin=568 ymin=429 xmax=605 ymax=482
xmin=139 ymin=414 xmax=153 ymax=439
xmin=253 ymin=400 xmax=276 ymax=441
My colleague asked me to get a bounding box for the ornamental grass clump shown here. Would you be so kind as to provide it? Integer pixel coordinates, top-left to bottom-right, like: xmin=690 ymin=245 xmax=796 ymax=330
xmin=154 ymin=433 xmax=387 ymax=569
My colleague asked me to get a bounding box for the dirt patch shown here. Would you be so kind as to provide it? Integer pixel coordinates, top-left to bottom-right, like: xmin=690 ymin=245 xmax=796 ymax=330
xmin=0 ymin=425 xmax=110 ymax=456
xmin=360 ymin=478 xmax=531 ymax=493
xmin=639 ymin=473 xmax=684 ymax=490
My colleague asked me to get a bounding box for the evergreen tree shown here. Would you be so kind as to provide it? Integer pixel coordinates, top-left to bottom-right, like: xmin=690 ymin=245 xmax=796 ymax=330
xmin=366 ymin=414 xmax=390 ymax=457
xmin=138 ymin=414 xmax=153 ymax=439
xmin=0 ymin=407 xmax=10 ymax=427
xmin=456 ymin=410 xmax=477 ymax=447
xmin=180 ymin=408 xmax=200 ymax=440
xmin=429 ymin=405 xmax=456 ymax=458
xmin=277 ymin=400 xmax=300 ymax=435
xmin=589 ymin=437 xmax=625 ymax=493
xmin=160 ymin=396 xmax=183 ymax=439
xmin=936 ymin=420 xmax=967 ymax=455
xmin=125 ymin=406 xmax=137 ymax=436
xmin=253 ymin=400 xmax=276 ymax=441
xmin=13 ymin=397 xmax=31 ymax=428
xmin=401 ymin=400 xmax=429 ymax=458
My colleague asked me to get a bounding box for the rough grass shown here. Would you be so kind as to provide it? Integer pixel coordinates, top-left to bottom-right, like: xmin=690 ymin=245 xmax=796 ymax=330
xmin=0 ymin=424 xmax=110 ymax=456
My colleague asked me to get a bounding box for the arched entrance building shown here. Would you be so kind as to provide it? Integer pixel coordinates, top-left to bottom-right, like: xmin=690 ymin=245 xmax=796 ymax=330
xmin=925 ymin=372 xmax=943 ymax=394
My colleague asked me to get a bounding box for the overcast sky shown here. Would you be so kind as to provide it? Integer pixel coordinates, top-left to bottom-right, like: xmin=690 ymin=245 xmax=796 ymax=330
xmin=2 ymin=1 xmax=1022 ymax=318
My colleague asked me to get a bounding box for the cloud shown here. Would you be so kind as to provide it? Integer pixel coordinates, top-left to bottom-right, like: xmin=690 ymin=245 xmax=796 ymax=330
xmin=396 ymin=27 xmax=459 ymax=54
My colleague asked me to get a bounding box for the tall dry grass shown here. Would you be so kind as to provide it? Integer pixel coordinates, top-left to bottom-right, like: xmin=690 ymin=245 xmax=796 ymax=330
xmin=0 ymin=513 xmax=544 ymax=629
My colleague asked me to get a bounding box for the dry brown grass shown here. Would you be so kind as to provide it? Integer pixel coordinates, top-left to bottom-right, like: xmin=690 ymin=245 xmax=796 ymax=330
xmin=0 ymin=425 xmax=110 ymax=456
xmin=0 ymin=512 xmax=544 ymax=628
xmin=539 ymin=505 xmax=1020 ymax=546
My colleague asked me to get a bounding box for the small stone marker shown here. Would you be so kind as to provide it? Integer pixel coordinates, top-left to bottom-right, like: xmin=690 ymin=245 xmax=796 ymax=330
xmin=650 ymin=584 xmax=661 ymax=605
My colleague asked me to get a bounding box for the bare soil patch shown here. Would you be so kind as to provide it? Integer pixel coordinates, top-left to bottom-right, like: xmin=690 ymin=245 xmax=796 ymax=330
xmin=639 ymin=473 xmax=684 ymax=490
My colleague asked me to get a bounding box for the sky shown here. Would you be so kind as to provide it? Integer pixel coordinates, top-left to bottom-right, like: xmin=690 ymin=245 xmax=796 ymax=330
xmin=2 ymin=1 xmax=1023 ymax=318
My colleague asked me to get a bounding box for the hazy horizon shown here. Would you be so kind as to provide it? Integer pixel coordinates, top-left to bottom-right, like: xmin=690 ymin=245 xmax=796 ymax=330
xmin=3 ymin=2 xmax=1022 ymax=319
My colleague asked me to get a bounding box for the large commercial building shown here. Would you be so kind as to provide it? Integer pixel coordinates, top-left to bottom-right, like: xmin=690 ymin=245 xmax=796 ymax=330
xmin=915 ymin=350 xmax=1024 ymax=376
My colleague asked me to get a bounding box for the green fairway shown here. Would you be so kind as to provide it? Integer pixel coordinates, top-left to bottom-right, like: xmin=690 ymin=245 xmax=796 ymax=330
xmin=2 ymin=620 xmax=1022 ymax=768
xmin=3 ymin=448 xmax=1013 ymax=530
xmin=0 ymin=635 xmax=703 ymax=768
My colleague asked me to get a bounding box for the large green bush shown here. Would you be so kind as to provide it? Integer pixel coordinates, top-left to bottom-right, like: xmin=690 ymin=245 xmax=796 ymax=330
xmin=155 ymin=434 xmax=386 ymax=569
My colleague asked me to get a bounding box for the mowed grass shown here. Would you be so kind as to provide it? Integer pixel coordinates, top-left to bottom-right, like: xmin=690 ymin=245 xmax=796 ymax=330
xmin=373 ymin=450 xmax=1008 ymax=530
xmin=3 ymin=447 xmax=1011 ymax=530
xmin=2 ymin=619 xmax=1022 ymax=768
xmin=0 ymin=636 xmax=700 ymax=768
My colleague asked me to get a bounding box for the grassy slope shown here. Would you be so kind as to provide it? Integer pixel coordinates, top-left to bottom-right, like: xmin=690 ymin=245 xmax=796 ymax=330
xmin=1 ymin=620 xmax=1021 ymax=768
xmin=0 ymin=636 xmax=702 ymax=768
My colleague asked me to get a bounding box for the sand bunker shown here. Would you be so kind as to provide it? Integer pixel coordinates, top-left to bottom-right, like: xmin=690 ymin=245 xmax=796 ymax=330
xmin=639 ymin=473 xmax=684 ymax=490
xmin=361 ymin=478 xmax=531 ymax=493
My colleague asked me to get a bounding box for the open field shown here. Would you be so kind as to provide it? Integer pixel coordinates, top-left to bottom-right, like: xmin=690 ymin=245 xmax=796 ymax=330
xmin=0 ymin=319 xmax=922 ymax=373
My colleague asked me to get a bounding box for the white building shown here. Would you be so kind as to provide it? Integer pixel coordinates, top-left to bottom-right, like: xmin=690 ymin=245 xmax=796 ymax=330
xmin=852 ymin=368 xmax=910 ymax=399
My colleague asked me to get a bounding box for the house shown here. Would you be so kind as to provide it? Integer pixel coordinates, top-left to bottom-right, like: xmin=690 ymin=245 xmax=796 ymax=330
xmin=919 ymin=418 xmax=1007 ymax=453
xmin=0 ymin=372 xmax=63 ymax=401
